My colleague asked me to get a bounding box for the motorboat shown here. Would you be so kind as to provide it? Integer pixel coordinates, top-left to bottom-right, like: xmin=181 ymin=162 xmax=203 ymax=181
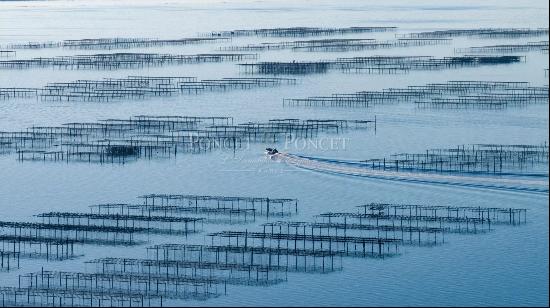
xmin=265 ymin=147 xmax=279 ymax=155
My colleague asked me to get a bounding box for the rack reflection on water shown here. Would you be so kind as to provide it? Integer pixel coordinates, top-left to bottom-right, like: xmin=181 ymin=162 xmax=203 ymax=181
xmin=284 ymin=80 xmax=549 ymax=109
xmin=0 ymin=115 xmax=375 ymax=164
xmin=239 ymin=55 xmax=526 ymax=75
xmin=0 ymin=199 xmax=528 ymax=306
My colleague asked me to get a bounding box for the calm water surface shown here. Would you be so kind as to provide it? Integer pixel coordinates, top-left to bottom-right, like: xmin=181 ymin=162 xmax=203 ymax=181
xmin=0 ymin=0 xmax=548 ymax=306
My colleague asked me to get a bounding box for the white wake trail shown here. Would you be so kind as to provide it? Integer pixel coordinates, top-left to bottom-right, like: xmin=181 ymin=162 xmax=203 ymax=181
xmin=273 ymin=153 xmax=549 ymax=194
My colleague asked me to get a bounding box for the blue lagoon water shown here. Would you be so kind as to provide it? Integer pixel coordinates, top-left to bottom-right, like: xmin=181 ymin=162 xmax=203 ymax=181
xmin=0 ymin=0 xmax=548 ymax=306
